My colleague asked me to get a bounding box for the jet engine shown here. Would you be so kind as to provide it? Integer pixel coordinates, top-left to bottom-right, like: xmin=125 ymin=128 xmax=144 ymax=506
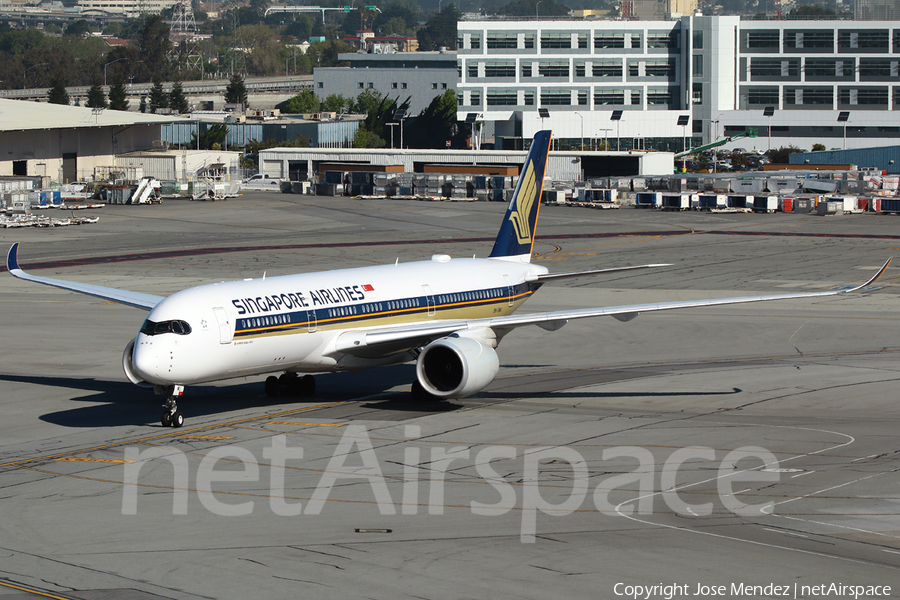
xmin=416 ymin=334 xmax=499 ymax=398
xmin=122 ymin=338 xmax=152 ymax=388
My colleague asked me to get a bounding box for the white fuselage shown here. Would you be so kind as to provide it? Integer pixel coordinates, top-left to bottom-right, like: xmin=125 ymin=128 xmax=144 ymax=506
xmin=130 ymin=255 xmax=548 ymax=386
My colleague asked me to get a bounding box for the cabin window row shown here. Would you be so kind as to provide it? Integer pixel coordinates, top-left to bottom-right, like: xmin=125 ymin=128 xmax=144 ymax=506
xmin=242 ymin=314 xmax=292 ymax=329
xmin=437 ymin=288 xmax=505 ymax=305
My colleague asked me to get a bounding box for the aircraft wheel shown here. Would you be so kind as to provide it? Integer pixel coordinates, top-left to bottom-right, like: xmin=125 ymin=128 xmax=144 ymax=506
xmin=161 ymin=411 xmax=172 ymax=427
xmin=171 ymin=411 xmax=184 ymax=428
xmin=265 ymin=376 xmax=279 ymax=397
xmin=300 ymin=375 xmax=316 ymax=396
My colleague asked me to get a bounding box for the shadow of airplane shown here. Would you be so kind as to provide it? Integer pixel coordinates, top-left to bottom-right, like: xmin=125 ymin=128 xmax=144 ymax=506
xmin=0 ymin=365 xmax=423 ymax=428
xmin=0 ymin=365 xmax=743 ymax=429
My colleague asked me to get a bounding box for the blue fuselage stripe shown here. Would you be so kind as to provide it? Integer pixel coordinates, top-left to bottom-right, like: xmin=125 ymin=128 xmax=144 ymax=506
xmin=233 ymin=283 xmax=532 ymax=338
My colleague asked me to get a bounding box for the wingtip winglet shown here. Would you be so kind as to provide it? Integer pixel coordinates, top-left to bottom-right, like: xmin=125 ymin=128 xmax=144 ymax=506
xmin=6 ymin=243 xmax=19 ymax=273
xmin=851 ymin=257 xmax=892 ymax=292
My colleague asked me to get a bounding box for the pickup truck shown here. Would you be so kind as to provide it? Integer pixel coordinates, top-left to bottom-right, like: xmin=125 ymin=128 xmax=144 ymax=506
xmin=241 ymin=173 xmax=286 ymax=191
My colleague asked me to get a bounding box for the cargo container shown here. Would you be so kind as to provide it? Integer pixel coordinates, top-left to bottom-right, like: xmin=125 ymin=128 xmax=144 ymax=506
xmin=698 ymin=194 xmax=727 ymax=209
xmin=879 ymin=198 xmax=900 ymax=212
xmin=635 ymin=192 xmax=661 ymax=208
xmin=323 ymin=171 xmax=344 ymax=184
xmin=793 ymin=197 xmax=816 ymax=213
xmin=543 ymin=190 xmax=566 ymax=204
xmin=727 ymin=195 xmax=751 ymax=208
xmin=817 ymin=200 xmax=843 ymax=216
xmin=752 ymin=195 xmax=778 ymax=213
xmin=350 ymin=172 xmax=372 ymax=185
xmin=824 ymin=195 xmax=860 ymax=213
xmin=662 ymin=194 xmax=690 ymax=210
xmin=577 ymin=188 xmax=618 ymax=203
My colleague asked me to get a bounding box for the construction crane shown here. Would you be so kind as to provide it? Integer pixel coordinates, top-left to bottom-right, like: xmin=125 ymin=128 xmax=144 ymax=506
xmin=674 ymin=127 xmax=758 ymax=159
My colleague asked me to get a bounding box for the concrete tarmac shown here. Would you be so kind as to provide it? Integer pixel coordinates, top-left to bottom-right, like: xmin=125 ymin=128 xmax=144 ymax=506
xmin=0 ymin=195 xmax=898 ymax=599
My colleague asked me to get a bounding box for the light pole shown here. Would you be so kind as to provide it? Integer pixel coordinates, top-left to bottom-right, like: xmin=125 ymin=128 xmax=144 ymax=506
xmin=23 ymin=62 xmax=48 ymax=90
xmin=710 ymin=118 xmax=720 ymax=174
xmin=104 ymin=58 xmax=127 ymax=87
xmin=393 ymin=108 xmax=407 ymax=149
xmin=574 ymin=111 xmax=584 ymax=150
xmin=610 ymin=109 xmax=622 ymax=151
xmin=387 ymin=122 xmax=398 ymax=148
xmin=838 ymin=111 xmax=850 ymax=150
xmin=536 ymin=0 xmax=543 ymax=18
xmin=763 ymin=106 xmax=775 ymax=154
xmin=596 ymin=128 xmax=611 ymax=151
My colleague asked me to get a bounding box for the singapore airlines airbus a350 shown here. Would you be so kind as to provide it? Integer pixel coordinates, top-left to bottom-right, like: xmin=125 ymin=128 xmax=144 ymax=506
xmin=6 ymin=131 xmax=891 ymax=427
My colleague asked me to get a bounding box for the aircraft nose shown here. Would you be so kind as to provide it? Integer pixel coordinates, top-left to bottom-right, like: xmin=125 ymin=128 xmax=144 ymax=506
xmin=131 ymin=339 xmax=159 ymax=381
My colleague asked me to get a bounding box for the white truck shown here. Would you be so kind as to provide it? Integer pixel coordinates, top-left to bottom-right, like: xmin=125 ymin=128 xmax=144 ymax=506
xmin=241 ymin=173 xmax=286 ymax=191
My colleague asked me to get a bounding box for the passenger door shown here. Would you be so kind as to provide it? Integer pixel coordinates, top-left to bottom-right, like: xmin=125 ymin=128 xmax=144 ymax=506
xmin=212 ymin=307 xmax=233 ymax=344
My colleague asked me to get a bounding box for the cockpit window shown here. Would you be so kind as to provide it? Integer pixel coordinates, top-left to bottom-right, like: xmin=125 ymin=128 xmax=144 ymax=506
xmin=140 ymin=319 xmax=193 ymax=336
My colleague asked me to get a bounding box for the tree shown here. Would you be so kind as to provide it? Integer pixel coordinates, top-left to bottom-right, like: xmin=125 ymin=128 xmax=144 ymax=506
xmin=148 ymin=77 xmax=168 ymax=113
xmin=191 ymin=122 xmax=229 ymax=150
xmin=85 ymin=80 xmax=107 ymax=109
xmin=789 ymin=4 xmax=835 ymax=16
xmin=499 ymin=0 xmax=569 ymax=16
xmin=356 ymin=94 xmax=409 ymax=145
xmin=234 ymin=25 xmax=282 ymax=76
xmin=405 ymin=90 xmax=468 ymax=149
xmin=169 ymin=81 xmax=189 ymax=114
xmin=283 ymin=15 xmax=314 ymax=40
xmin=64 ymin=20 xmax=91 ymax=37
xmin=353 ymin=125 xmax=386 ymax=148
xmin=320 ymin=94 xmax=353 ymax=113
xmin=108 ymin=76 xmax=129 ymax=110
xmin=416 ymin=4 xmax=461 ymax=51
xmin=373 ymin=4 xmax=418 ymax=35
xmin=352 ymin=89 xmax=385 ymax=117
xmin=768 ymin=145 xmax=802 ymax=164
xmin=138 ymin=15 xmax=172 ymax=81
xmin=47 ymin=78 xmax=69 ymax=105
xmin=225 ymin=72 xmax=248 ymax=108
xmin=812 ymin=143 xmax=826 ymax=152
xmin=284 ymin=90 xmax=320 ymax=114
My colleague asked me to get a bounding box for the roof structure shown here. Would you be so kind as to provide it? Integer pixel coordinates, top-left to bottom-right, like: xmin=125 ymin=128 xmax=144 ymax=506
xmin=0 ymin=99 xmax=183 ymax=133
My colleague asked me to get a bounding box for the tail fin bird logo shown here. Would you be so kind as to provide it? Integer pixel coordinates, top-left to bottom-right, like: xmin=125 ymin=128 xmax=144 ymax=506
xmin=508 ymin=161 xmax=537 ymax=245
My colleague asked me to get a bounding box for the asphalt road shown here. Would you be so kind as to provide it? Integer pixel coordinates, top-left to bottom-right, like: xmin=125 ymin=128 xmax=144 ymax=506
xmin=0 ymin=194 xmax=898 ymax=599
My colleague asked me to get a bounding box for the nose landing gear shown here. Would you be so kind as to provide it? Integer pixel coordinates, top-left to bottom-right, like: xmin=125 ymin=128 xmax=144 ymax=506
xmin=161 ymin=385 xmax=185 ymax=428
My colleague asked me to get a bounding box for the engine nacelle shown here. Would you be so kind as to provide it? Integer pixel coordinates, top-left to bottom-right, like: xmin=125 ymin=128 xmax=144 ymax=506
xmin=122 ymin=338 xmax=153 ymax=388
xmin=416 ymin=335 xmax=500 ymax=398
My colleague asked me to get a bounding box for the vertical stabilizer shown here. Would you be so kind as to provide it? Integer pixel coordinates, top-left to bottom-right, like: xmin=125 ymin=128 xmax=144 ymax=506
xmin=489 ymin=130 xmax=552 ymax=262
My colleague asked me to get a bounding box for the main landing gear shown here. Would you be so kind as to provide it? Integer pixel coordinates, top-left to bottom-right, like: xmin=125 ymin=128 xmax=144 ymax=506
xmin=160 ymin=385 xmax=185 ymax=428
xmin=265 ymin=373 xmax=316 ymax=398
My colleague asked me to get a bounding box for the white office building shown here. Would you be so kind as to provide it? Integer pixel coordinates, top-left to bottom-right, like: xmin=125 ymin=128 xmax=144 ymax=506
xmin=456 ymin=16 xmax=900 ymax=153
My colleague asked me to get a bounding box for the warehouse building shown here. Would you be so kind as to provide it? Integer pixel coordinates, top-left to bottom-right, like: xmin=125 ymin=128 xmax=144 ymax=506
xmin=258 ymin=146 xmax=673 ymax=182
xmin=0 ymin=99 xmax=180 ymax=183
xmin=314 ymin=51 xmax=459 ymax=114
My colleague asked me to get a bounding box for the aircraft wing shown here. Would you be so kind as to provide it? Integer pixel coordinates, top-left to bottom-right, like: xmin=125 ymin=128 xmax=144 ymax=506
xmin=6 ymin=243 xmax=164 ymax=311
xmin=525 ymin=263 xmax=671 ymax=282
xmin=334 ymin=258 xmax=891 ymax=357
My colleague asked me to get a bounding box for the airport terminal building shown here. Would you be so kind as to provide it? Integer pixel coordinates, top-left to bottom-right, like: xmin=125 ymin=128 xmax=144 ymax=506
xmin=456 ymin=16 xmax=900 ymax=152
